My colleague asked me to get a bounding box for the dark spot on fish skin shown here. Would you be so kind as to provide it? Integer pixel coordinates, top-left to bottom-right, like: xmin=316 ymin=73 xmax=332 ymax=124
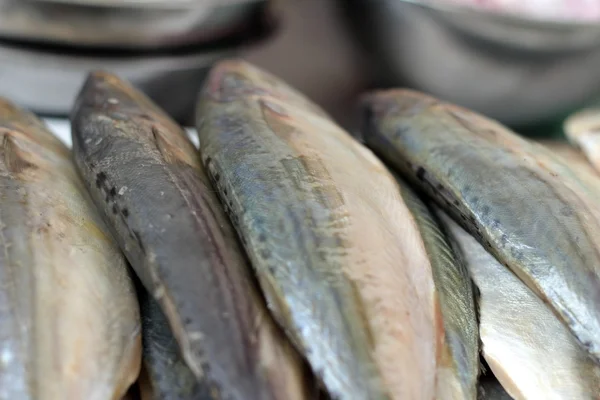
xmin=109 ymin=187 xmax=117 ymax=198
xmin=416 ymin=167 xmax=426 ymax=181
xmin=139 ymin=113 xmax=153 ymax=121
xmin=258 ymin=233 xmax=267 ymax=242
xmin=454 ymin=200 xmax=460 ymax=206
xmin=213 ymin=172 xmax=220 ymax=182
xmin=268 ymin=265 xmax=277 ymax=274
xmin=501 ymin=234 xmax=509 ymax=246
xmin=112 ymin=204 xmax=118 ymax=214
xmin=89 ymin=162 xmax=95 ymax=169
xmin=491 ymin=219 xmax=501 ymax=229
xmin=121 ymin=208 xmax=129 ymax=218
xmin=481 ymin=205 xmax=490 ymax=216
xmin=463 ymin=185 xmax=471 ymax=193
xmin=471 ymin=196 xmax=479 ymax=204
xmin=95 ymin=172 xmax=107 ymax=188
xmin=184 ymin=317 xmax=192 ymax=326
xmin=437 ymin=184 xmax=444 ymax=190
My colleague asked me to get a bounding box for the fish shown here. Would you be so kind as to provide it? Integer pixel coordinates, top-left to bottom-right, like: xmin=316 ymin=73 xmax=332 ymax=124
xmin=360 ymin=89 xmax=600 ymax=363
xmin=396 ymin=179 xmax=478 ymax=399
xmin=564 ymin=107 xmax=600 ymax=173
xmin=442 ymin=213 xmax=600 ymax=399
xmin=70 ymin=71 xmax=309 ymax=400
xmin=196 ymin=59 xmax=439 ymax=400
xmin=137 ymin=287 xmax=210 ymax=400
xmin=537 ymin=140 xmax=600 ymax=192
xmin=0 ymin=98 xmax=141 ymax=399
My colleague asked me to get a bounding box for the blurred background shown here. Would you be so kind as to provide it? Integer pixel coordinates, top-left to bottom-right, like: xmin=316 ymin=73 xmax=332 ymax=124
xmin=1 ymin=0 xmax=599 ymax=137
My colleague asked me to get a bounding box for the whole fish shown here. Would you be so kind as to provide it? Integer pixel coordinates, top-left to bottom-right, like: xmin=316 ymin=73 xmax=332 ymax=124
xmin=360 ymin=89 xmax=600 ymax=362
xmin=137 ymin=287 xmax=210 ymax=400
xmin=0 ymin=99 xmax=141 ymax=399
xmin=396 ymin=179 xmax=478 ymax=400
xmin=196 ymin=60 xmax=438 ymax=400
xmin=442 ymin=214 xmax=600 ymax=399
xmin=70 ymin=71 xmax=309 ymax=400
xmin=564 ymin=107 xmax=600 ymax=173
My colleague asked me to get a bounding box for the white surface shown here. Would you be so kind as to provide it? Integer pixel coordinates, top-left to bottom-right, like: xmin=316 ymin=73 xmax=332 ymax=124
xmin=43 ymin=117 xmax=200 ymax=149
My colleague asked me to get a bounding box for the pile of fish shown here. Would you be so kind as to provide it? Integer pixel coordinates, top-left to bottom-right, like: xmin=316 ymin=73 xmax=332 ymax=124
xmin=1 ymin=59 xmax=599 ymax=400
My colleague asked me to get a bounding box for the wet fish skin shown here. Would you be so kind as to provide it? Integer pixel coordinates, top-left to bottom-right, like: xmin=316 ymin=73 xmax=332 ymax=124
xmin=197 ymin=60 xmax=438 ymax=400
xmin=442 ymin=213 xmax=600 ymax=400
xmin=137 ymin=287 xmax=212 ymax=400
xmin=564 ymin=108 xmax=600 ymax=173
xmin=70 ymin=71 xmax=309 ymax=400
xmin=396 ymin=178 xmax=479 ymax=400
xmin=0 ymin=98 xmax=141 ymax=399
xmin=360 ymin=89 xmax=600 ymax=363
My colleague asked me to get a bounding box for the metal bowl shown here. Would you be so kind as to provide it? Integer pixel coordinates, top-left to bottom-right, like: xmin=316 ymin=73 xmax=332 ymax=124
xmin=0 ymin=0 xmax=269 ymax=50
xmin=341 ymin=0 xmax=600 ymax=126
xmin=0 ymin=41 xmax=231 ymax=124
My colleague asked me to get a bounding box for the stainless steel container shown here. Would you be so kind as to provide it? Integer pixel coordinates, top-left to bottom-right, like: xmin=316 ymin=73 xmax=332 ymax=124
xmin=0 ymin=0 xmax=269 ymax=49
xmin=341 ymin=0 xmax=600 ymax=126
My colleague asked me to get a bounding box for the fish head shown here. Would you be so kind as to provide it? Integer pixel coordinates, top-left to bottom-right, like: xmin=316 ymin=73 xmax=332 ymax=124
xmin=200 ymin=59 xmax=329 ymax=118
xmin=0 ymin=97 xmax=70 ymax=175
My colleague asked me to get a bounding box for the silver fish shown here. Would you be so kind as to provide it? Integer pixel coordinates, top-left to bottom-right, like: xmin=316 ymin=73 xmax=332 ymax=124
xmin=564 ymin=107 xmax=600 ymax=173
xmin=70 ymin=71 xmax=309 ymax=400
xmin=442 ymin=213 xmax=600 ymax=399
xmin=361 ymin=89 xmax=600 ymax=363
xmin=397 ymin=179 xmax=479 ymax=400
xmin=0 ymin=98 xmax=141 ymax=399
xmin=197 ymin=60 xmax=439 ymax=400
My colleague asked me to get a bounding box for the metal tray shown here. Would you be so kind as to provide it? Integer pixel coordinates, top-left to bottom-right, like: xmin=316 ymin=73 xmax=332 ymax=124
xmin=0 ymin=0 xmax=269 ymax=49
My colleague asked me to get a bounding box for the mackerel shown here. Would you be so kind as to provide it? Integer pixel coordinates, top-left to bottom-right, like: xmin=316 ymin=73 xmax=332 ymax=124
xmin=71 ymin=71 xmax=309 ymax=400
xmin=361 ymin=89 xmax=600 ymax=362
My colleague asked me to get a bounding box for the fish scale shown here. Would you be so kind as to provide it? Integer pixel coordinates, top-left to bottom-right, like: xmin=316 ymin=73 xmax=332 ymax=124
xmin=361 ymin=89 xmax=600 ymax=364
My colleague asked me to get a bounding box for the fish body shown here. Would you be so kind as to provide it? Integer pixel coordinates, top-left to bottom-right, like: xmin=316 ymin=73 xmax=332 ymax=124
xmin=361 ymin=89 xmax=600 ymax=362
xmin=138 ymin=288 xmax=210 ymax=400
xmin=537 ymin=140 xmax=600 ymax=192
xmin=397 ymin=180 xmax=478 ymax=400
xmin=442 ymin=214 xmax=600 ymax=400
xmin=0 ymin=99 xmax=141 ymax=399
xmin=564 ymin=108 xmax=600 ymax=173
xmin=70 ymin=72 xmax=309 ymax=400
xmin=196 ymin=60 xmax=438 ymax=400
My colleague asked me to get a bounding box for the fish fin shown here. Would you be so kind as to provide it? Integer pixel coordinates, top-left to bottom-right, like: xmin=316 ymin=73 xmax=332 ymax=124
xmin=151 ymin=125 xmax=198 ymax=168
xmin=1 ymin=133 xmax=35 ymax=174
